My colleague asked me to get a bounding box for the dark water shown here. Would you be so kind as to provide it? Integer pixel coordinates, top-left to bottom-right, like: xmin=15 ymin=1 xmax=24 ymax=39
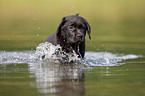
xmin=0 ymin=43 xmax=145 ymax=96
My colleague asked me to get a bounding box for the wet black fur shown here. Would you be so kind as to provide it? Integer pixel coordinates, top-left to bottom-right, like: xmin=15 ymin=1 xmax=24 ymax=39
xmin=45 ymin=15 xmax=91 ymax=58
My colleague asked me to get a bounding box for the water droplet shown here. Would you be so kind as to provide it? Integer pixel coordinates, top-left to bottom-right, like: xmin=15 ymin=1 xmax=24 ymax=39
xmin=33 ymin=18 xmax=36 ymax=21
xmin=38 ymin=27 xmax=40 ymax=30
xmin=25 ymin=10 xmax=29 ymax=14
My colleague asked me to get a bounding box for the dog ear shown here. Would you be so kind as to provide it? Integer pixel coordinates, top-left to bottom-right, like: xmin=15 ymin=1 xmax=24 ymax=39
xmin=56 ymin=17 xmax=66 ymax=37
xmin=85 ymin=20 xmax=91 ymax=39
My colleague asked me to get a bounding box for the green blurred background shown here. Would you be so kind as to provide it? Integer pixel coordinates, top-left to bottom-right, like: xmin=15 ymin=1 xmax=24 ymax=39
xmin=0 ymin=0 xmax=145 ymax=54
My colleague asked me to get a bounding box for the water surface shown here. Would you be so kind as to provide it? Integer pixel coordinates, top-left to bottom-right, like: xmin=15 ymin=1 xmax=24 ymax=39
xmin=0 ymin=43 xmax=145 ymax=96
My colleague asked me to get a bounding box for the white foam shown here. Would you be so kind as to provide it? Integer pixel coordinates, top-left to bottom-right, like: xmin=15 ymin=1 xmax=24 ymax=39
xmin=30 ymin=42 xmax=80 ymax=63
xmin=0 ymin=50 xmax=33 ymax=64
xmin=0 ymin=42 xmax=142 ymax=66
xmin=82 ymin=52 xmax=141 ymax=66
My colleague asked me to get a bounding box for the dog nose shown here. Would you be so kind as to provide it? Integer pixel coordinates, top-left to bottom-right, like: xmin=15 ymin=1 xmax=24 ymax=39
xmin=77 ymin=34 xmax=83 ymax=38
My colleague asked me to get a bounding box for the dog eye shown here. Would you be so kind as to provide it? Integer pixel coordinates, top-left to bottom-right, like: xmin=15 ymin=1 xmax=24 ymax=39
xmin=69 ymin=24 xmax=76 ymax=29
xmin=69 ymin=25 xmax=75 ymax=29
xmin=78 ymin=25 xmax=84 ymax=29
xmin=69 ymin=26 xmax=74 ymax=29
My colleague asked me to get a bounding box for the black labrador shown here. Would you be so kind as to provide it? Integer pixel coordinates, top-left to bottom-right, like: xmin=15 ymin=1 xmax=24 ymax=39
xmin=45 ymin=14 xmax=91 ymax=58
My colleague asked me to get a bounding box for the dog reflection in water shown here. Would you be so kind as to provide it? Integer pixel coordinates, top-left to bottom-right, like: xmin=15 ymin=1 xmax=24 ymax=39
xmin=28 ymin=62 xmax=85 ymax=96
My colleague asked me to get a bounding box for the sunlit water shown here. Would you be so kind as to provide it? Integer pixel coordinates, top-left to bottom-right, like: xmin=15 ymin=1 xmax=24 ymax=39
xmin=0 ymin=42 xmax=141 ymax=66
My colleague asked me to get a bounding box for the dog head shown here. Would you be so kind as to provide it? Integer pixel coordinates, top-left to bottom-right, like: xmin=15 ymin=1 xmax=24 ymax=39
xmin=56 ymin=15 xmax=91 ymax=44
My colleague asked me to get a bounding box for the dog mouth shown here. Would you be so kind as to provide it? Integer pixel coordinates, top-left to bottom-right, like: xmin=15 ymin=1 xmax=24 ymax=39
xmin=66 ymin=36 xmax=84 ymax=44
xmin=72 ymin=37 xmax=84 ymax=44
xmin=76 ymin=38 xmax=84 ymax=42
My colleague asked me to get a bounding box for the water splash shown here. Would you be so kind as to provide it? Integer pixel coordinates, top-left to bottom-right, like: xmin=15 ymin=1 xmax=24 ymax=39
xmin=82 ymin=52 xmax=140 ymax=66
xmin=30 ymin=42 xmax=80 ymax=63
xmin=0 ymin=42 xmax=141 ymax=66
xmin=0 ymin=50 xmax=33 ymax=64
